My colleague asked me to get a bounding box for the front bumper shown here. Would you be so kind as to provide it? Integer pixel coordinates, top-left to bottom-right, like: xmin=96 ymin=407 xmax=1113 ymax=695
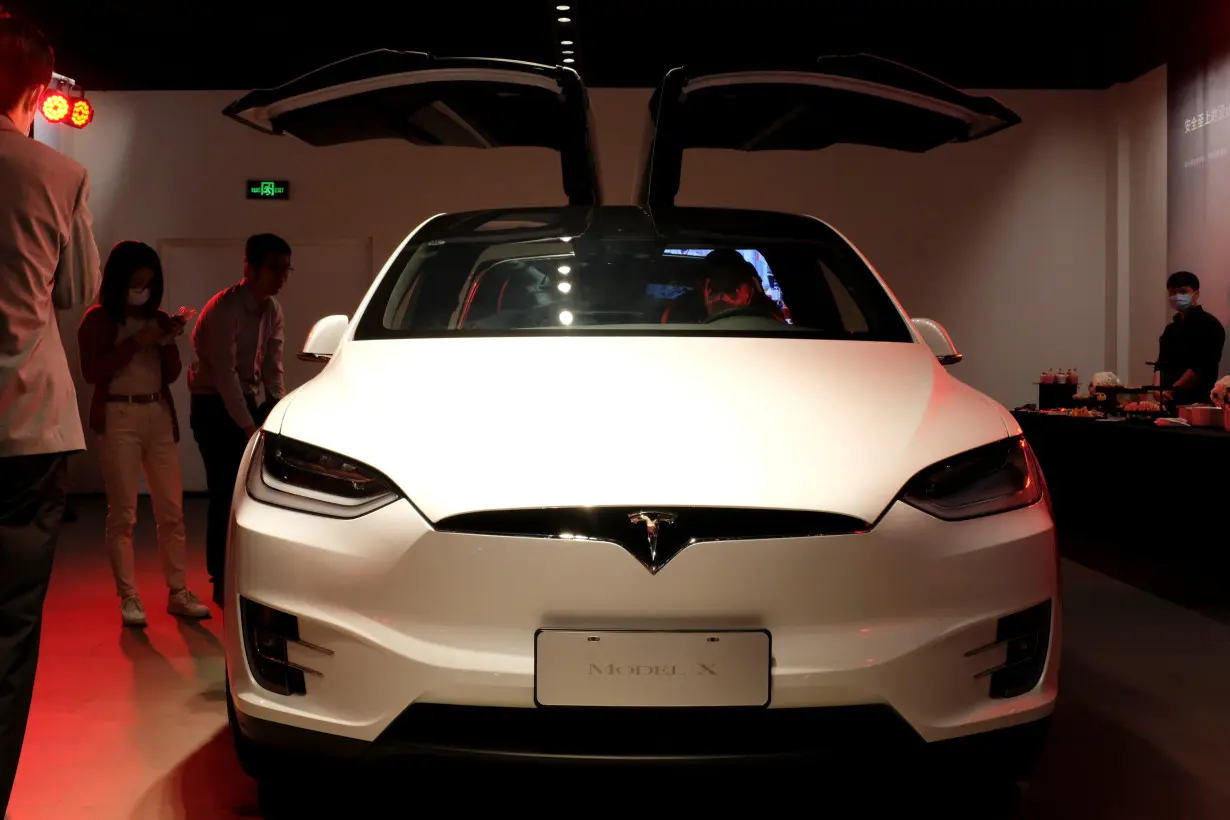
xmin=233 ymin=699 xmax=1050 ymax=774
xmin=223 ymin=446 xmax=1061 ymax=760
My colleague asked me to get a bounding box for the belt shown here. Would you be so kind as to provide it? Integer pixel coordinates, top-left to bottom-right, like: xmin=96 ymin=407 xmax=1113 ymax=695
xmin=106 ymin=392 xmax=162 ymax=404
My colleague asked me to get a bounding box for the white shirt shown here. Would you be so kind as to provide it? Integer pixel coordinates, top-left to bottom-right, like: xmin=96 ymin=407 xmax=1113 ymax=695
xmin=108 ymin=318 xmax=164 ymax=396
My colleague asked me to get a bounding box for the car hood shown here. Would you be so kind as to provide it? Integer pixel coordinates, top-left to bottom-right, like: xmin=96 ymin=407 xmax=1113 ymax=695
xmin=272 ymin=336 xmax=1009 ymax=524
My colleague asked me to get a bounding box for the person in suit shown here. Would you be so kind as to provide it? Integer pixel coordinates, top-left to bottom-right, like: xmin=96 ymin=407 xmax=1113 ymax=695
xmin=0 ymin=15 xmax=101 ymax=814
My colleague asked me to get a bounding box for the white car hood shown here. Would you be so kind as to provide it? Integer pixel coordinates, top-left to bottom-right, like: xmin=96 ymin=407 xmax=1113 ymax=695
xmin=273 ymin=336 xmax=1009 ymax=524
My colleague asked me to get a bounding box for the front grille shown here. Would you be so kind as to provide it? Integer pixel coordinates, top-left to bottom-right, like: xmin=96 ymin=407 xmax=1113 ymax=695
xmin=372 ymin=704 xmax=922 ymax=761
xmin=434 ymin=507 xmax=867 ymax=542
xmin=435 ymin=507 xmax=867 ymax=573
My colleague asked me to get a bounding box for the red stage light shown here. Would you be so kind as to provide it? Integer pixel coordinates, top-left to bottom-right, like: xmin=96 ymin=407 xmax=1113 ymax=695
xmin=68 ymin=98 xmax=93 ymax=128
xmin=41 ymin=91 xmax=69 ymax=123
xmin=39 ymin=89 xmax=94 ymax=129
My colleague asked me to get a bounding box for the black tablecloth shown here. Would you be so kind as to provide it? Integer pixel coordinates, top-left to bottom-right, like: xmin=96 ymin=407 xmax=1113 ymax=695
xmin=1012 ymin=411 xmax=1229 ymax=546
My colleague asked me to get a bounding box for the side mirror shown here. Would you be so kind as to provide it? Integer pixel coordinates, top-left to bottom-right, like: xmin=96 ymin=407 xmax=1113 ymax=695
xmin=911 ymin=318 xmax=963 ymax=366
xmin=299 ymin=315 xmax=349 ymax=363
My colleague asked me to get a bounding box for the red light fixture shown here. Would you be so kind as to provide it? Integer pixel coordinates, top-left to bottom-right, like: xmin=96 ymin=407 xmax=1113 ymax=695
xmin=39 ymin=73 xmax=94 ymax=129
xmin=68 ymin=98 xmax=93 ymax=128
xmin=40 ymin=90 xmax=69 ymax=124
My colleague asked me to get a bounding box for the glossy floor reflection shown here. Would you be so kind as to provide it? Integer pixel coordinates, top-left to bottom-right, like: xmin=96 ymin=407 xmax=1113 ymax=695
xmin=6 ymin=498 xmax=1230 ymax=818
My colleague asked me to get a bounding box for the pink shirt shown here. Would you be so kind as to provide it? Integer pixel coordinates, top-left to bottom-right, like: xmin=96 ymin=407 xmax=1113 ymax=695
xmin=187 ymin=282 xmax=284 ymax=430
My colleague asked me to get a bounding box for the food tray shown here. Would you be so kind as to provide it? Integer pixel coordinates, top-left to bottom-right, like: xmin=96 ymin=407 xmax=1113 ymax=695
xmin=1036 ymin=408 xmax=1106 ymax=419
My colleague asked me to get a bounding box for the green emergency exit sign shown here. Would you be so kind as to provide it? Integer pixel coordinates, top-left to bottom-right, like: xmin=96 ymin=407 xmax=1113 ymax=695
xmin=247 ymin=180 xmax=289 ymax=200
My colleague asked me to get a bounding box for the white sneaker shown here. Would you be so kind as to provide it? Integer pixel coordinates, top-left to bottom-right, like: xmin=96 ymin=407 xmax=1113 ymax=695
xmin=120 ymin=595 xmax=147 ymax=627
xmin=168 ymin=589 xmax=212 ymax=620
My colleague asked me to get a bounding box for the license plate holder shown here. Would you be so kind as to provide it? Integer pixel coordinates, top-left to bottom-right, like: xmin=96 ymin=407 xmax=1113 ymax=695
xmin=534 ymin=629 xmax=772 ymax=708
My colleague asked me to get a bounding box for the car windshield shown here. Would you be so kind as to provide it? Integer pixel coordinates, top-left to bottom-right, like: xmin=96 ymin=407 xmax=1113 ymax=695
xmin=353 ymin=226 xmax=912 ymax=342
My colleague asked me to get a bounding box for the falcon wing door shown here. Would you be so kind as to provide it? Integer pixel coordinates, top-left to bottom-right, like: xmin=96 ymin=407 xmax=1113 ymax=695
xmin=224 ymin=50 xmax=602 ymax=206
xmin=637 ymin=54 xmax=1021 ymax=207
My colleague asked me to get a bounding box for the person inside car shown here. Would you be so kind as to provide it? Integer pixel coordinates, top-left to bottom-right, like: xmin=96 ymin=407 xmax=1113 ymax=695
xmin=699 ymin=249 xmax=785 ymax=322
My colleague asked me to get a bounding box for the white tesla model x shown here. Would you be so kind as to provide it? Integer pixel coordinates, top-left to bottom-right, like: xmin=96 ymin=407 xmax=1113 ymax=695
xmin=219 ymin=51 xmax=1060 ymax=785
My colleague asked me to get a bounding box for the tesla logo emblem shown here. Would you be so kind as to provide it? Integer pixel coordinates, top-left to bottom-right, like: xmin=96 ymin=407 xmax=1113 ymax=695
xmin=628 ymin=511 xmax=677 ymax=574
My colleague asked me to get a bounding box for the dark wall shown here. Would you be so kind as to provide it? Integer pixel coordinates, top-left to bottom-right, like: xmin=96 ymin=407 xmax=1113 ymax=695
xmin=1168 ymin=0 xmax=1230 ymax=376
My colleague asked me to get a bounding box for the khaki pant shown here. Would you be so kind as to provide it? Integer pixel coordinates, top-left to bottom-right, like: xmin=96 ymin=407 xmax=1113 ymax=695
xmin=96 ymin=401 xmax=187 ymax=598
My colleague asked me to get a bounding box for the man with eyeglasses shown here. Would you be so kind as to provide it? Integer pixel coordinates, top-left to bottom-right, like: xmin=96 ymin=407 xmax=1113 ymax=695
xmin=188 ymin=233 xmax=291 ymax=607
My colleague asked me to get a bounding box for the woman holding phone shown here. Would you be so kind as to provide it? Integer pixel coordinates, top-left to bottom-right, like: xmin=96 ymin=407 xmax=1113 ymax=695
xmin=78 ymin=240 xmax=211 ymax=626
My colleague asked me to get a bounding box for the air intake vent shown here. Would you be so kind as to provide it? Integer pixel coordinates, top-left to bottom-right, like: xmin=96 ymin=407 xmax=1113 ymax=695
xmin=965 ymin=599 xmax=1053 ymax=699
xmin=435 ymin=506 xmax=867 ymax=574
xmin=435 ymin=506 xmax=867 ymax=541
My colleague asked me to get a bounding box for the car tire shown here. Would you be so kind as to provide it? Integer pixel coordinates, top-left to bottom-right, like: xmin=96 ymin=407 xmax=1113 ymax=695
xmin=226 ymin=679 xmax=282 ymax=782
xmin=257 ymin=779 xmax=314 ymax=820
xmin=989 ymin=715 xmax=1052 ymax=783
xmin=934 ymin=715 xmax=1053 ymax=785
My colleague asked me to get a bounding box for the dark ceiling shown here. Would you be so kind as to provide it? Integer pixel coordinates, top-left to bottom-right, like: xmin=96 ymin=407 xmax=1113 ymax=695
xmin=0 ymin=0 xmax=1194 ymax=92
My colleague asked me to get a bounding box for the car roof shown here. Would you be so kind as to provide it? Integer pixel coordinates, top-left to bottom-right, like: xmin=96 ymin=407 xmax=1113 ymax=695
xmin=414 ymin=204 xmax=840 ymax=246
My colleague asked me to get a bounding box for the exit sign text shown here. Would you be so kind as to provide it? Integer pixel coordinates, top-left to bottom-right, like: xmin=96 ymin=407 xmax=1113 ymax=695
xmin=247 ymin=180 xmax=289 ymax=200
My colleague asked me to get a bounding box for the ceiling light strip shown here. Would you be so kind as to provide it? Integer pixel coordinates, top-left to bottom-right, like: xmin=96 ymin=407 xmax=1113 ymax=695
xmin=550 ymin=1 xmax=579 ymax=69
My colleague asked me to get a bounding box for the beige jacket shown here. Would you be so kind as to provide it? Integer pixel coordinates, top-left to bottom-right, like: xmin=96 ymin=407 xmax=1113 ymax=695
xmin=0 ymin=115 xmax=100 ymax=457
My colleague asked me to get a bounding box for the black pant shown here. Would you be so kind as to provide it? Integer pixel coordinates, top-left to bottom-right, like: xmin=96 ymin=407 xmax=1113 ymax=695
xmin=190 ymin=393 xmax=264 ymax=606
xmin=0 ymin=452 xmax=69 ymax=815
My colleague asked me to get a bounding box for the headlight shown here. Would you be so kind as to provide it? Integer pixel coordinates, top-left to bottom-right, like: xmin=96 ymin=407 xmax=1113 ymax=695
xmin=900 ymin=435 xmax=1044 ymax=521
xmin=246 ymin=432 xmax=401 ymax=518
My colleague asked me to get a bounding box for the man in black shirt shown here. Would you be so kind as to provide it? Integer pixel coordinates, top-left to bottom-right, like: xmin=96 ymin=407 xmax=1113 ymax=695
xmin=1154 ymin=271 xmax=1225 ymax=405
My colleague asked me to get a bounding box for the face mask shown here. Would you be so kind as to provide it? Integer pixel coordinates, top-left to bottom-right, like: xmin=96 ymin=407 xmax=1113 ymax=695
xmin=127 ymin=288 xmax=150 ymax=307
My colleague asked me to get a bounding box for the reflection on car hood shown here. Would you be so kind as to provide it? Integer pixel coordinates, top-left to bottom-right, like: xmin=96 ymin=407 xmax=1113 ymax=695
xmin=275 ymin=336 xmax=1009 ymax=524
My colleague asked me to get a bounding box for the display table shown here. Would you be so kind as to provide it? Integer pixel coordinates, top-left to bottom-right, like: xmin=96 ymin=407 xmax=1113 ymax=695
xmin=1012 ymin=411 xmax=1228 ymax=547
